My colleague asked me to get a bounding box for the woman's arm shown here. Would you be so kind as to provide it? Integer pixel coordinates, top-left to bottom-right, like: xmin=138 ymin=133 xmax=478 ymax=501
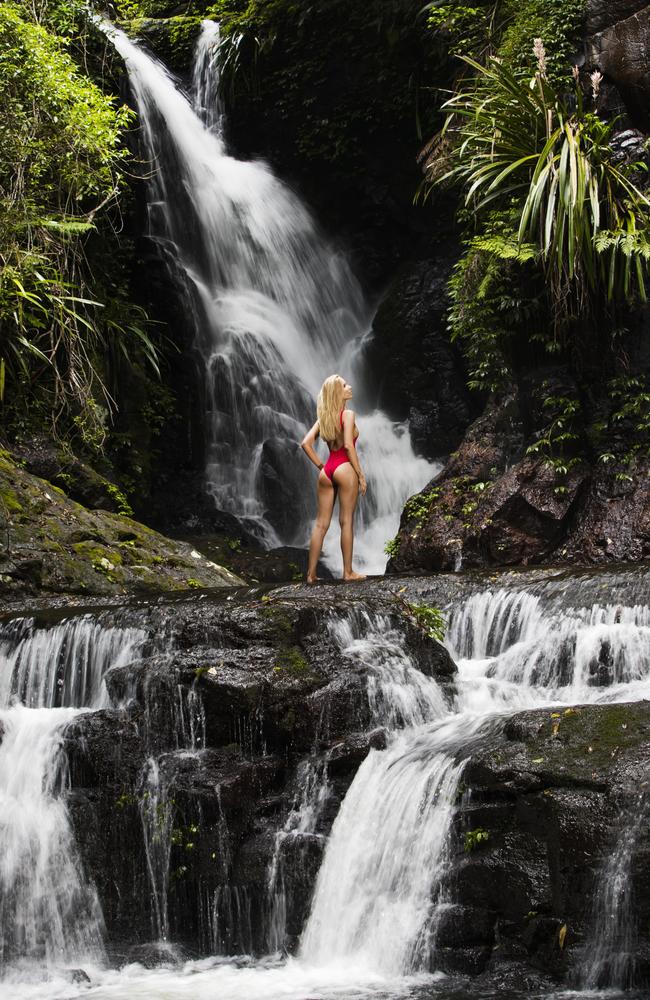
xmin=301 ymin=420 xmax=325 ymax=471
xmin=342 ymin=410 xmax=367 ymax=495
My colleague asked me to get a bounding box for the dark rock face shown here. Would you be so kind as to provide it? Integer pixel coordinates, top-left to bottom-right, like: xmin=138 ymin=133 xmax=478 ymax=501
xmin=586 ymin=5 xmax=650 ymax=128
xmin=440 ymin=702 xmax=650 ymax=984
xmin=62 ymin=590 xmax=455 ymax=954
xmin=364 ymin=257 xmax=478 ymax=457
xmin=389 ymin=383 xmax=650 ymax=573
xmin=585 ymin=0 xmax=650 ymax=34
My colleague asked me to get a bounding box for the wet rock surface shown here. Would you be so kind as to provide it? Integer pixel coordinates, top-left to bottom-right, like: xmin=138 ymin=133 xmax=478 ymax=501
xmin=364 ymin=257 xmax=478 ymax=457
xmin=389 ymin=386 xmax=650 ymax=573
xmin=586 ymin=3 xmax=650 ymax=128
xmin=5 ymin=570 xmax=650 ymax=983
xmin=439 ymin=701 xmax=650 ymax=982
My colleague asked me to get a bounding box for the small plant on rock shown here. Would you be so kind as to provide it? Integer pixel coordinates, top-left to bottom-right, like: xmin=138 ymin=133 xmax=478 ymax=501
xmin=406 ymin=602 xmax=446 ymax=643
xmin=464 ymin=827 xmax=490 ymax=852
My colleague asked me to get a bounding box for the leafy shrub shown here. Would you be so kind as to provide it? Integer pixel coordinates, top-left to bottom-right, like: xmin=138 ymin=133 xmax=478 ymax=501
xmin=0 ymin=2 xmax=159 ymax=447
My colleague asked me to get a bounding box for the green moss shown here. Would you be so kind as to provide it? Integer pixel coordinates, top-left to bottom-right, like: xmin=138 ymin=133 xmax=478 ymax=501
xmin=273 ymin=645 xmax=309 ymax=676
xmin=523 ymin=704 xmax=650 ymax=774
xmin=72 ymin=541 xmax=123 ymax=565
xmin=0 ymin=487 xmax=23 ymax=513
xmin=127 ymin=15 xmax=202 ymax=70
xmin=261 ymin=603 xmax=295 ymax=642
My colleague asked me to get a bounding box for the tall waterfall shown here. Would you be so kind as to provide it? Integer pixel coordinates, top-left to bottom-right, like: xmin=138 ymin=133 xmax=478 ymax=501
xmin=0 ymin=617 xmax=145 ymax=981
xmin=98 ymin=18 xmax=435 ymax=573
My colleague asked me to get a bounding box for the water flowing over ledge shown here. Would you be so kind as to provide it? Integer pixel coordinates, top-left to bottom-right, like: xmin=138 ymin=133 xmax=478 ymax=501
xmin=2 ymin=567 xmax=650 ymax=999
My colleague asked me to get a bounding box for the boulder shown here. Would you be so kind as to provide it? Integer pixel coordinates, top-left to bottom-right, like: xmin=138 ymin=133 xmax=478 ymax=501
xmin=437 ymin=701 xmax=650 ymax=980
xmin=0 ymin=450 xmax=242 ymax=597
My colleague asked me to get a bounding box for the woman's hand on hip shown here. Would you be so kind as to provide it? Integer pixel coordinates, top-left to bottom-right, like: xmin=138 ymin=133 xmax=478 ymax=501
xmin=358 ymin=473 xmax=367 ymax=496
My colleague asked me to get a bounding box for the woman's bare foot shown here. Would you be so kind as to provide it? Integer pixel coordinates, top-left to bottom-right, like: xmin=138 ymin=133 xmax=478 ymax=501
xmin=306 ymin=575 xmax=320 ymax=584
xmin=342 ymin=571 xmax=366 ymax=582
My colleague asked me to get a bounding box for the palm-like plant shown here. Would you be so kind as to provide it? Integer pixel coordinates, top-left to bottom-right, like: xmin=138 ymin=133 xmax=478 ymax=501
xmin=430 ymin=47 xmax=650 ymax=316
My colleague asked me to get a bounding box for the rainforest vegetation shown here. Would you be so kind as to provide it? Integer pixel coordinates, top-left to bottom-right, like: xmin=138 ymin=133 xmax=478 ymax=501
xmin=2 ymin=0 xmax=650 ymax=549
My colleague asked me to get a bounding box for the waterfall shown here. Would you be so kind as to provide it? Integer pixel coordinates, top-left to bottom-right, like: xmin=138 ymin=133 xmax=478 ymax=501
xmin=299 ymin=613 xmax=471 ymax=974
xmin=579 ymin=795 xmax=645 ymax=991
xmin=446 ymin=589 xmax=650 ymax=711
xmin=0 ymin=616 xmax=145 ymax=980
xmin=298 ymin=589 xmax=650 ymax=978
xmin=97 ymin=17 xmax=436 ymax=573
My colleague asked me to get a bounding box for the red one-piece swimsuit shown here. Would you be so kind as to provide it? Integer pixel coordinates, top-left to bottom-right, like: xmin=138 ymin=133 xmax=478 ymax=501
xmin=323 ymin=410 xmax=359 ymax=482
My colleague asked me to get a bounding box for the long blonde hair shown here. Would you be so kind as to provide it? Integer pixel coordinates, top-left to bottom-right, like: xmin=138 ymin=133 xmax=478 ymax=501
xmin=317 ymin=374 xmax=345 ymax=444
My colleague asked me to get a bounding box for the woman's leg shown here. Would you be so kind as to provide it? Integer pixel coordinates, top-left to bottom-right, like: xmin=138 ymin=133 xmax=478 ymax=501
xmin=307 ymin=471 xmax=336 ymax=582
xmin=333 ymin=464 xmax=365 ymax=581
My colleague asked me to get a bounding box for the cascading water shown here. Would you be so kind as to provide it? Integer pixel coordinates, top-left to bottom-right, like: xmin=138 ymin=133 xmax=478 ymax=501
xmin=579 ymin=793 xmax=645 ymax=991
xmin=0 ymin=616 xmax=145 ymax=984
xmin=98 ymin=18 xmax=436 ymax=572
xmin=7 ymin=583 xmax=650 ymax=999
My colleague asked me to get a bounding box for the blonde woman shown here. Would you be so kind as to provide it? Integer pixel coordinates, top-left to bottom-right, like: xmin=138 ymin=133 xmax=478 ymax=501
xmin=301 ymin=374 xmax=367 ymax=583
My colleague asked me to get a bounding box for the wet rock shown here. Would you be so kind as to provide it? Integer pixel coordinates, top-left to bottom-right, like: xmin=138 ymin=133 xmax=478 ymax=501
xmin=259 ymin=439 xmax=316 ymax=541
xmin=66 ymin=968 xmax=92 ymax=983
xmin=389 ymin=381 xmax=650 ymax=572
xmin=124 ymin=942 xmax=186 ymax=968
xmin=439 ymin=701 xmax=650 ymax=979
xmin=60 ymin=585 xmax=454 ymax=955
xmin=585 ymin=0 xmax=650 ymax=34
xmin=364 ymin=258 xmax=477 ymax=457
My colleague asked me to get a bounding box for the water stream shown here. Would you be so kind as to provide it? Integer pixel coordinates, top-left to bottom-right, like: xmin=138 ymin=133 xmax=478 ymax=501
xmin=97 ymin=17 xmax=435 ymax=573
xmin=2 ymin=582 xmax=650 ymax=998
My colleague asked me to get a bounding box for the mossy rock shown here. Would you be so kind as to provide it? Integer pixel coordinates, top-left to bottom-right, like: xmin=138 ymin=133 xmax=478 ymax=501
xmin=125 ymin=15 xmax=203 ymax=71
xmin=0 ymin=450 xmax=242 ymax=597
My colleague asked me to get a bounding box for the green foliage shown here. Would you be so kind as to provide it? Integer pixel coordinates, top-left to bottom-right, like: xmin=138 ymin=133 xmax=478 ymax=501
xmin=526 ymin=390 xmax=583 ymax=490
xmin=406 ymin=602 xmax=446 ymax=643
xmin=424 ymin=0 xmax=584 ymax=80
xmin=0 ymin=2 xmax=161 ymax=449
xmin=404 ymin=486 xmax=441 ymax=524
xmin=596 ymin=375 xmax=650 ymax=476
xmin=384 ymin=535 xmax=401 ymax=559
xmin=198 ymin=0 xmax=445 ymax=171
xmin=436 ymin=53 xmax=650 ymax=329
xmin=464 ymin=826 xmax=489 ymax=851
xmin=499 ymin=0 xmax=585 ymax=84
xmin=424 ymin=1 xmax=501 ymax=61
xmin=447 ymin=214 xmax=542 ymax=391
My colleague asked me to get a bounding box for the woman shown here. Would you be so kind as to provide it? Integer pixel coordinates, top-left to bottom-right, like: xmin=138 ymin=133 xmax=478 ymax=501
xmin=301 ymin=374 xmax=367 ymax=583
